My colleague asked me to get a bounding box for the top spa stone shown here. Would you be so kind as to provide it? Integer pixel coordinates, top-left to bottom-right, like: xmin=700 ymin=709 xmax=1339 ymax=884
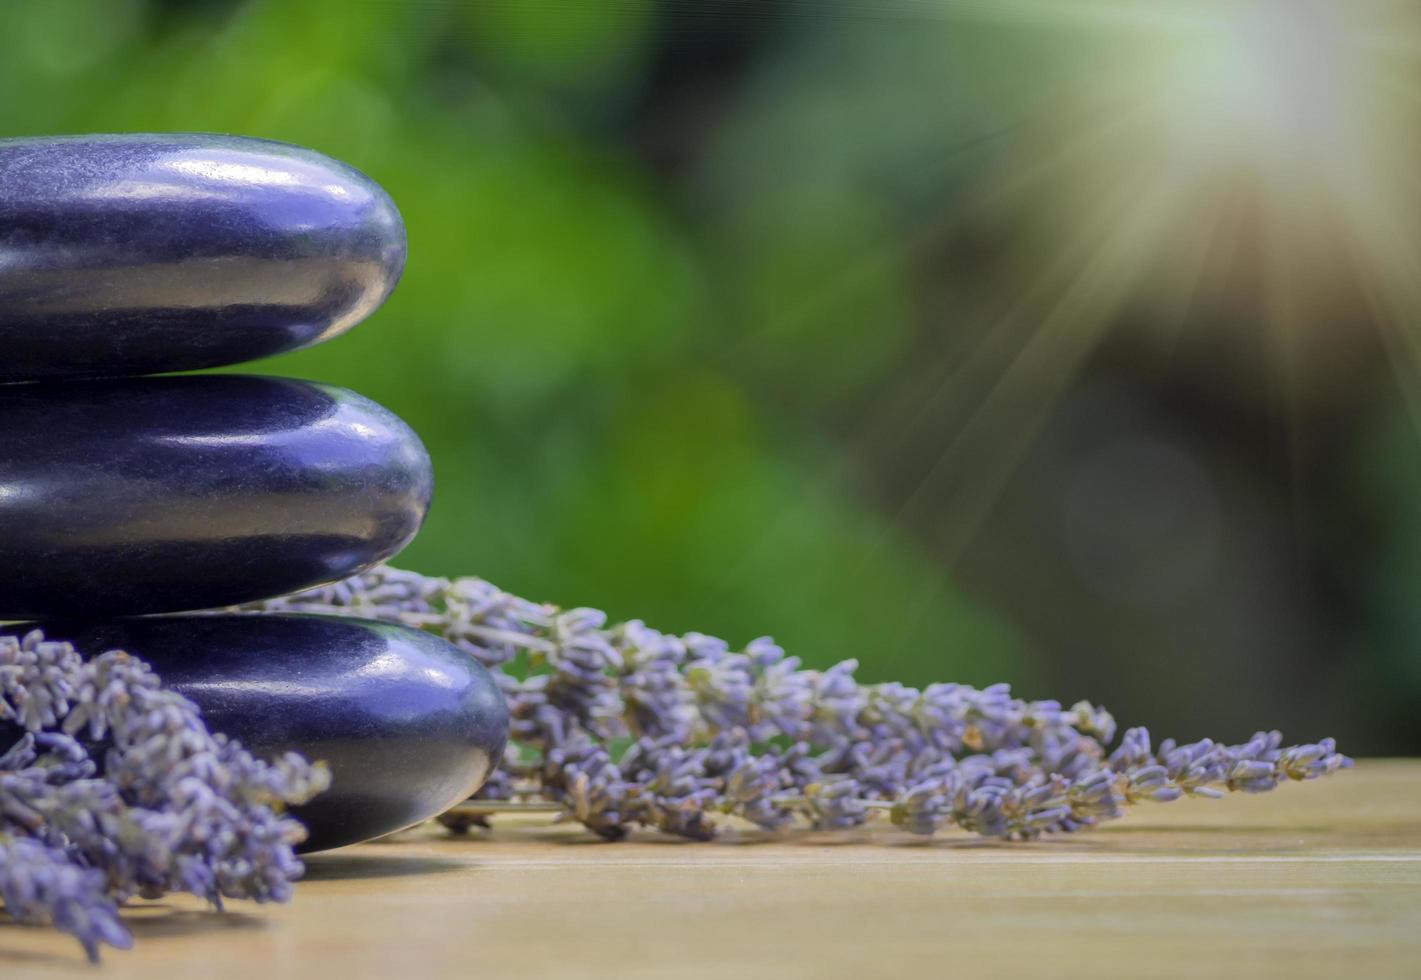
xmin=0 ymin=134 xmax=406 ymax=382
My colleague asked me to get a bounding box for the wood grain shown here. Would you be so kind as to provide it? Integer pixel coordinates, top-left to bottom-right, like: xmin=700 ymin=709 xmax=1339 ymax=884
xmin=4 ymin=760 xmax=1419 ymax=979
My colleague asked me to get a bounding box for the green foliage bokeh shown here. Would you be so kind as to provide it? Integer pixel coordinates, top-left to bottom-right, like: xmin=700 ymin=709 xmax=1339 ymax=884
xmin=0 ymin=0 xmax=1021 ymax=689
xmin=9 ymin=0 xmax=1419 ymax=754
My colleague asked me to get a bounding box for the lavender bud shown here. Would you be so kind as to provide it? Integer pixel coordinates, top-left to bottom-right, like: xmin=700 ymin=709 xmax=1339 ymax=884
xmin=0 ymin=835 xmax=132 ymax=962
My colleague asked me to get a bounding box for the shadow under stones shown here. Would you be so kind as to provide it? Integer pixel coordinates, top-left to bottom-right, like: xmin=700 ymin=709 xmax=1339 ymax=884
xmin=0 ymin=930 xmax=89 ymax=970
xmin=125 ymin=906 xmax=268 ymax=939
xmin=0 ymin=943 xmax=83 ymax=965
xmin=0 ymin=906 xmax=268 ymax=968
xmin=300 ymin=853 xmax=469 ymax=881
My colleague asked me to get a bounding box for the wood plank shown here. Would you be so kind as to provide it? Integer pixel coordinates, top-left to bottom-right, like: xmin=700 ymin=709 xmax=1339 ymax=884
xmin=4 ymin=761 xmax=1418 ymax=978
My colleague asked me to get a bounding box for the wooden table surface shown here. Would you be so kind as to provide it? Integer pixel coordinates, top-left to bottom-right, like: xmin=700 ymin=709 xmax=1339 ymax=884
xmin=4 ymin=760 xmax=1419 ymax=978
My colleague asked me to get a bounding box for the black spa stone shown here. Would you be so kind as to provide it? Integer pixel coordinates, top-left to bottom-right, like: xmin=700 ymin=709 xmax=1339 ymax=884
xmin=3 ymin=614 xmax=509 ymax=853
xmin=0 ymin=375 xmax=432 ymax=618
xmin=0 ymin=133 xmax=405 ymax=382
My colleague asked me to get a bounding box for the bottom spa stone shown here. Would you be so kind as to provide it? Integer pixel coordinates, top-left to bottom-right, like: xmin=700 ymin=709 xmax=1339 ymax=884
xmin=14 ymin=614 xmax=508 ymax=852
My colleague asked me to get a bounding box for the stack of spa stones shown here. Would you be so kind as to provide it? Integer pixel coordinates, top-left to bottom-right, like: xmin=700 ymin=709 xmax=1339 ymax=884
xmin=0 ymin=134 xmax=507 ymax=852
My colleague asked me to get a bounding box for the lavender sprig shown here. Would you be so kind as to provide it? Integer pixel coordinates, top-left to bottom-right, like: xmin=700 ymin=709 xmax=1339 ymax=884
xmin=0 ymin=835 xmax=131 ymax=962
xmin=253 ymin=564 xmax=1351 ymax=843
xmin=0 ymin=630 xmax=331 ymax=960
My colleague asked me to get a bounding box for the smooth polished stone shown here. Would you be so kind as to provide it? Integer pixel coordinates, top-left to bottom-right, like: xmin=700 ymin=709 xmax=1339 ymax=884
xmin=0 ymin=375 xmax=432 ymax=618
xmin=0 ymin=134 xmax=405 ymax=382
xmin=2 ymin=614 xmax=508 ymax=852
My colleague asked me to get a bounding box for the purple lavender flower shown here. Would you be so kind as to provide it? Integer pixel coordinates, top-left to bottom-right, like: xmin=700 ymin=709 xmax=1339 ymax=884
xmin=610 ymin=622 xmax=695 ymax=740
xmin=1157 ymin=737 xmax=1228 ymax=797
xmin=703 ymin=733 xmax=796 ymax=830
xmin=256 ymin=564 xmax=1351 ymax=845
xmin=1108 ymin=726 xmax=1154 ymax=770
xmin=621 ymin=738 xmax=718 ymax=840
xmin=0 ymin=630 xmax=83 ymax=731
xmin=1278 ymin=739 xmax=1349 ymax=781
xmin=888 ymin=779 xmax=950 ymax=836
xmin=0 ymin=835 xmax=131 ymax=962
xmin=808 ymin=660 xmax=866 ymax=745
xmin=1 ymin=631 xmax=330 ymax=959
xmin=799 ymin=779 xmax=870 ymax=831
xmin=542 ymin=740 xmax=628 ymax=840
xmin=749 ymin=650 xmax=814 ymax=741
xmin=542 ymin=610 xmax=622 ymax=738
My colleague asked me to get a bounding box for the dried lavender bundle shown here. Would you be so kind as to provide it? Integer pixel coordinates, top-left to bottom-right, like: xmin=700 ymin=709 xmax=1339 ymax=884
xmin=254 ymin=565 xmax=1351 ymax=842
xmin=0 ymin=630 xmax=330 ymax=960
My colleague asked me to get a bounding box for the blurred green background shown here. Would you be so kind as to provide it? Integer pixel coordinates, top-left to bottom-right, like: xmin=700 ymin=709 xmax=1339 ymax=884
xmin=3 ymin=0 xmax=1418 ymax=753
